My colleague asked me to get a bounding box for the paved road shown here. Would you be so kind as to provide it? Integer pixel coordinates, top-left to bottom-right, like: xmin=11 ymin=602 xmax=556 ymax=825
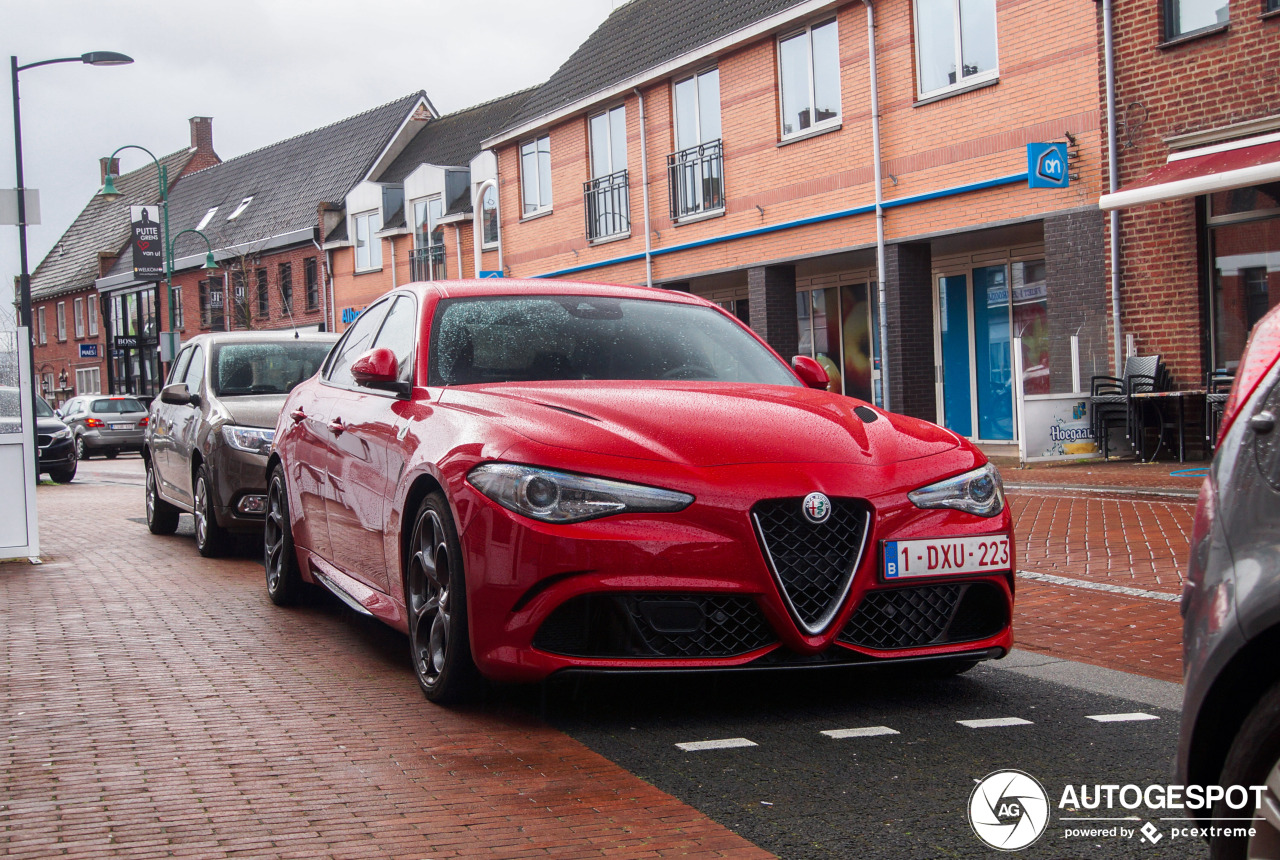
xmin=1 ymin=457 xmax=1208 ymax=858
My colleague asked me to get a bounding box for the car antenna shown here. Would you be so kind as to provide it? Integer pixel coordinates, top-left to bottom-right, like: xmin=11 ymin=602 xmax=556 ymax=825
xmin=281 ymin=293 xmax=300 ymax=337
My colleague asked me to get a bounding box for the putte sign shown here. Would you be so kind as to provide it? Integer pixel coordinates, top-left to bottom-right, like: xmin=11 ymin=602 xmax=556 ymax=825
xmin=130 ymin=205 xmax=164 ymax=280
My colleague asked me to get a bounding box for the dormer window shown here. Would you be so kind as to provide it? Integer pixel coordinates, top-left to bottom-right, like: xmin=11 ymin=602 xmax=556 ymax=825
xmin=197 ymin=207 xmax=218 ymax=230
xmin=227 ymin=197 xmax=253 ymax=220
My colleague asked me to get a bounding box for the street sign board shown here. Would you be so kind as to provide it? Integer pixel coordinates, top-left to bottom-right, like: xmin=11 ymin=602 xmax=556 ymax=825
xmin=1027 ymin=143 xmax=1069 ymax=189
xmin=0 ymin=188 xmax=40 ymax=225
xmin=130 ymin=205 xmax=165 ymax=280
xmin=78 ymin=343 xmax=99 ymax=359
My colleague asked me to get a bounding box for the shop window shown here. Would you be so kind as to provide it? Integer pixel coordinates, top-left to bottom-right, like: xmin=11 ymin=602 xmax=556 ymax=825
xmin=1012 ymin=260 xmax=1049 ymax=395
xmin=778 ymin=19 xmax=840 ymax=138
xmin=795 ymin=286 xmax=873 ymax=401
xmin=914 ymin=0 xmax=999 ymax=98
xmin=355 ymin=211 xmax=382 ymax=271
xmin=1164 ymin=0 xmax=1229 ymax=39
xmin=1209 ymin=184 xmax=1280 ymax=370
xmin=520 ymin=135 xmax=552 ymax=216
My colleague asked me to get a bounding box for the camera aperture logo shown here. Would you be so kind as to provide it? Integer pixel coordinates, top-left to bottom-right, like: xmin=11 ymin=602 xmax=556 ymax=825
xmin=969 ymin=770 xmax=1051 ymax=851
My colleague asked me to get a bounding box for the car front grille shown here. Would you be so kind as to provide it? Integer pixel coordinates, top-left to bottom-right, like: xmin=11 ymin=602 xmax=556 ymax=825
xmin=752 ymin=497 xmax=871 ymax=635
xmin=37 ymin=434 xmax=53 ymax=447
xmin=837 ymin=582 xmax=1008 ymax=650
xmin=533 ymin=592 xmax=776 ymax=659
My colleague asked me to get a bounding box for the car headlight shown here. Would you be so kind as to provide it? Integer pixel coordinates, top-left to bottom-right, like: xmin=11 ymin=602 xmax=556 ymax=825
xmin=908 ymin=463 xmax=1005 ymax=518
xmin=468 ymin=463 xmax=694 ymax=524
xmin=51 ymin=428 xmax=71 ymax=440
xmin=221 ymin=425 xmax=275 ymax=456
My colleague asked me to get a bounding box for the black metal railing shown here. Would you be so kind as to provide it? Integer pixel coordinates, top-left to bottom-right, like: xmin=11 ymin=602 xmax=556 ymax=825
xmin=583 ymin=169 xmax=631 ymax=241
xmin=667 ymin=139 xmax=724 ymax=221
xmin=410 ymin=245 xmax=446 ymax=282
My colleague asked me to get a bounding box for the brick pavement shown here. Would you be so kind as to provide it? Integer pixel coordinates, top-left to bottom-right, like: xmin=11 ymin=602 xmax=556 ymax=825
xmin=1 ymin=475 xmax=772 ymax=860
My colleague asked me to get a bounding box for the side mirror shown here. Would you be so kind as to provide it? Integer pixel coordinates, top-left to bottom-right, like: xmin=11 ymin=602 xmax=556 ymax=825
xmin=792 ymin=355 xmax=829 ymax=390
xmin=351 ymin=347 xmax=410 ymax=397
xmin=159 ymin=382 xmax=198 ymax=406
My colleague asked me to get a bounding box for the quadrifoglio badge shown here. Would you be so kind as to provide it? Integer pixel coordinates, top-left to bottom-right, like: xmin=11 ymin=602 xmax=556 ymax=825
xmin=967 ymin=771 xmax=1267 ymax=850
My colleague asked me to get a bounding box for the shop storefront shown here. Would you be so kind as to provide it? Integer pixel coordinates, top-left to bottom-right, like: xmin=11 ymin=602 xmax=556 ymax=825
xmin=1209 ymin=184 xmax=1280 ymax=372
xmin=103 ymin=285 xmax=162 ymax=398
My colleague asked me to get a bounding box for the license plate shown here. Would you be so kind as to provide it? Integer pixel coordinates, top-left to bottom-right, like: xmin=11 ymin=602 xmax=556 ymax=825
xmin=110 ymin=423 xmax=132 ymax=431
xmin=883 ymin=535 xmax=1010 ymax=579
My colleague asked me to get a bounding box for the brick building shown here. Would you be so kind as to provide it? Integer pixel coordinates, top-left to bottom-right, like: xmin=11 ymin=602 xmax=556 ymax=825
xmin=1098 ymin=0 xmax=1280 ymax=385
xmin=328 ymin=91 xmax=530 ymax=324
xmin=92 ymin=94 xmax=430 ymax=395
xmin=25 ymin=118 xmax=219 ymax=408
xmin=467 ymin=0 xmax=1108 ymax=449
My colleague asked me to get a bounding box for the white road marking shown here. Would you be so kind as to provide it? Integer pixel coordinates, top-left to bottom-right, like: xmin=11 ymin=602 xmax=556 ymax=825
xmin=957 ymin=717 xmax=1033 ymax=729
xmin=1017 ymin=569 xmax=1181 ymax=603
xmin=821 ymin=726 xmax=900 ymax=739
xmin=675 ymin=738 xmax=758 ymax=752
xmin=1086 ymin=712 xmax=1159 ymax=723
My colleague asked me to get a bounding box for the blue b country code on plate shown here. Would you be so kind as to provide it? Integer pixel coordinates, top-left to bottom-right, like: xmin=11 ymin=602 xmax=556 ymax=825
xmin=883 ymin=535 xmax=1011 ymax=579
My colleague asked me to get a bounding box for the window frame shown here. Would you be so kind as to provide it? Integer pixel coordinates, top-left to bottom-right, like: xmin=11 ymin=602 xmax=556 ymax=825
xmin=520 ymin=134 xmax=553 ymax=217
xmin=1162 ymin=0 xmax=1230 ymax=40
xmin=354 ymin=210 xmax=383 ymax=272
xmin=776 ymin=18 xmax=842 ymax=140
xmin=305 ymin=257 xmax=319 ymax=311
xmin=479 ymin=182 xmax=500 ymax=250
xmin=913 ymin=0 xmax=1000 ymax=100
xmin=589 ymin=105 xmax=627 ymax=179
xmin=279 ymin=262 xmax=293 ymax=315
xmin=173 ymin=287 xmax=184 ymax=331
xmin=87 ymin=295 xmax=98 ymax=336
xmin=256 ymin=268 xmax=269 ymax=318
xmin=37 ymin=306 xmax=46 ymax=345
xmin=74 ymin=297 xmax=85 ymax=339
xmin=672 ymin=67 xmax=722 ymax=151
xmin=56 ymin=301 xmax=66 ymax=342
xmin=75 ymin=367 xmax=101 ymax=396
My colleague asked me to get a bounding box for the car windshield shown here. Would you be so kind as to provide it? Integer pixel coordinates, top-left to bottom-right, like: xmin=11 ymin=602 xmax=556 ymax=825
xmin=91 ymin=398 xmax=145 ymax=414
xmin=35 ymin=395 xmax=55 ymax=418
xmin=430 ymin=296 xmax=800 ymax=387
xmin=212 ymin=341 xmax=334 ymax=396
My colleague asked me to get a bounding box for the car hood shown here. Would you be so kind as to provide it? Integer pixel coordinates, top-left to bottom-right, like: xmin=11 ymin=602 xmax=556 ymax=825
xmin=441 ymin=382 xmax=961 ymax=467
xmin=37 ymin=415 xmax=68 ymax=433
xmin=217 ymin=394 xmax=288 ymax=429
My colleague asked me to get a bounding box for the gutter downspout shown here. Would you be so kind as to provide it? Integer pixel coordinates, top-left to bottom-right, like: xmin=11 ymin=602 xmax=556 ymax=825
xmin=633 ymin=87 xmax=654 ymax=288
xmin=455 ymin=225 xmax=464 ymax=278
xmin=495 ymin=158 xmax=505 ymax=276
xmin=389 ymin=235 xmax=398 ymax=287
xmin=473 ymin=184 xmax=483 ymax=278
xmin=324 ymin=248 xmax=336 ymax=331
xmin=861 ymin=0 xmax=889 ymax=411
xmin=1103 ymin=0 xmax=1123 ymax=374
xmin=312 ymin=238 xmax=329 ymax=333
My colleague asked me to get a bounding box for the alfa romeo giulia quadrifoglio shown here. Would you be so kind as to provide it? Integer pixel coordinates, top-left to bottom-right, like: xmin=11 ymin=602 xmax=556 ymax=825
xmin=266 ymin=280 xmax=1014 ymax=702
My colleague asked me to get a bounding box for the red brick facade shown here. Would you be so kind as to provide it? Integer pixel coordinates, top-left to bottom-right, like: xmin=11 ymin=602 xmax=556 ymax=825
xmin=1101 ymin=0 xmax=1280 ymax=384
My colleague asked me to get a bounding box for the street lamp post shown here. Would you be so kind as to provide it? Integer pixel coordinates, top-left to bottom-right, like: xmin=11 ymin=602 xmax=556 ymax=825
xmin=10 ymin=51 xmax=132 ymax=478
xmin=99 ymin=152 xmax=217 ymax=380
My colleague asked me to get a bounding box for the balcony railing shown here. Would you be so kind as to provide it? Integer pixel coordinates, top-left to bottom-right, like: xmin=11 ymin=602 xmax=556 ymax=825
xmin=410 ymin=245 xmax=446 ymax=282
xmin=667 ymin=139 xmax=724 ymax=221
xmin=583 ymin=169 xmax=630 ymax=241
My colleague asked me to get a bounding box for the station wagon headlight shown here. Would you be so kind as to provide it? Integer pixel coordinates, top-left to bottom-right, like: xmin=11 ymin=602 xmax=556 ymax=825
xmin=222 ymin=425 xmax=275 ymax=456
xmin=468 ymin=463 xmax=694 ymax=524
xmin=909 ymin=463 xmax=1005 ymax=518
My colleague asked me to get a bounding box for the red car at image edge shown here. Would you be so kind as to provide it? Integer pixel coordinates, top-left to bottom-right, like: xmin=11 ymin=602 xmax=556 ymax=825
xmin=266 ymin=279 xmax=1015 ymax=702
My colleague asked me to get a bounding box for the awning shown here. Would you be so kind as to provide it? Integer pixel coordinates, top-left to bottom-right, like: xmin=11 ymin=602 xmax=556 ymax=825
xmin=1099 ymin=134 xmax=1280 ymax=210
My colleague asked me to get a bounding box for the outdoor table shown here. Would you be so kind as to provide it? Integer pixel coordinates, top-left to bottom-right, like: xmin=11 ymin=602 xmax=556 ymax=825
xmin=1129 ymin=389 xmax=1206 ymax=463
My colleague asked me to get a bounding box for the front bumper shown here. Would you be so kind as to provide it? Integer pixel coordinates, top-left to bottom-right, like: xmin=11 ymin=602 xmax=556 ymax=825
xmin=38 ymin=437 xmax=76 ymax=471
xmin=211 ymin=445 xmax=270 ymax=531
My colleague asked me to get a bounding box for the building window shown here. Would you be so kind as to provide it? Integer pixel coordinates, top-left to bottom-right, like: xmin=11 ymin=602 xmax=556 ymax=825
xmin=778 ymin=19 xmax=841 ymax=138
xmin=200 ymin=276 xmax=225 ymax=330
xmin=173 ymin=287 xmax=184 ymax=330
xmin=75 ymin=367 xmax=101 ymax=395
xmin=1164 ymin=0 xmax=1229 ymax=39
xmin=56 ymin=302 xmax=66 ymax=342
xmin=412 ymin=198 xmax=446 ymax=281
xmin=305 ymin=257 xmax=319 ymax=311
xmin=914 ymin=0 xmax=999 ymax=98
xmin=669 ymin=68 xmax=724 ymax=220
xmin=585 ymin=106 xmax=630 ymax=241
xmin=197 ymin=207 xmax=218 ymax=230
xmin=354 ymin=211 xmax=382 ymax=271
xmin=227 ymin=196 xmax=252 ymax=220
xmin=41 ymin=372 xmax=54 ymax=400
xmin=520 ymin=135 xmax=552 ymax=216
xmin=1209 ymin=184 xmax=1280 ymax=370
xmin=37 ymin=307 xmax=46 ymax=345
xmin=232 ymin=270 xmax=250 ymax=328
xmin=256 ymin=268 xmax=269 ymax=317
xmin=1268 ymin=0 xmax=1280 ymax=13
xmin=74 ymin=298 xmax=85 ymax=338
xmin=87 ymin=294 xmax=98 ymax=336
xmin=480 ymin=184 xmax=499 ymax=249
xmin=279 ymin=262 xmax=293 ymax=316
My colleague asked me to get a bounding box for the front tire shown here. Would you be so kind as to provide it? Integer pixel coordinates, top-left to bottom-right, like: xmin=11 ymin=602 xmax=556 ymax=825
xmin=1211 ymin=680 xmax=1280 ymax=859
xmin=49 ymin=462 xmax=77 ymax=484
xmin=145 ymin=459 xmax=180 ymax=535
xmin=264 ymin=465 xmax=303 ymax=605
xmin=193 ymin=464 xmax=231 ymax=557
xmin=406 ymin=493 xmax=480 ymax=704
xmin=75 ymin=435 xmax=89 ymax=460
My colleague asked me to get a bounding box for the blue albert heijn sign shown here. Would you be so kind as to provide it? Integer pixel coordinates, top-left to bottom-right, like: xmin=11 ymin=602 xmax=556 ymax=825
xmin=478 ymin=270 xmax=504 ymax=278
xmin=79 ymin=343 xmax=99 ymax=358
xmin=1027 ymin=142 xmax=1069 ymax=189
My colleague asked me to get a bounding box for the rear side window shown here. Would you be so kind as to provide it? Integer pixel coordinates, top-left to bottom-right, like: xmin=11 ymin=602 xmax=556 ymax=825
xmin=91 ymin=398 xmax=145 ymax=413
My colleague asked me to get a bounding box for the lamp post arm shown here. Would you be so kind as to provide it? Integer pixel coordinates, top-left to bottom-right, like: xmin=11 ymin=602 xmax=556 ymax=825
xmin=15 ymin=56 xmax=87 ymax=73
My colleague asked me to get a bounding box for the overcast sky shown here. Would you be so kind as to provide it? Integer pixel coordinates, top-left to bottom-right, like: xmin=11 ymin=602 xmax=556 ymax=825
xmin=0 ymin=0 xmax=619 ymax=321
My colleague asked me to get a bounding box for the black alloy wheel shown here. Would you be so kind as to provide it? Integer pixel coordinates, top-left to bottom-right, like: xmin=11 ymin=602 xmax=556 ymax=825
xmin=145 ymin=459 xmax=179 ymax=535
xmin=193 ymin=464 xmax=231 ymax=557
xmin=264 ymin=465 xmax=303 ymax=605
xmin=406 ymin=493 xmax=480 ymax=704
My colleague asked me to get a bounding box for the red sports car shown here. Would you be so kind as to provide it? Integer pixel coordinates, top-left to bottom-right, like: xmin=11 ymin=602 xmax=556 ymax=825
xmin=266 ymin=280 xmax=1014 ymax=702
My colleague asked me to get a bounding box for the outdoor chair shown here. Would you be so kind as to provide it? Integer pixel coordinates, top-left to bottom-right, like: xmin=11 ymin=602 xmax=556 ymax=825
xmin=1205 ymin=370 xmax=1234 ymax=448
xmin=1089 ymin=354 xmax=1163 ymax=459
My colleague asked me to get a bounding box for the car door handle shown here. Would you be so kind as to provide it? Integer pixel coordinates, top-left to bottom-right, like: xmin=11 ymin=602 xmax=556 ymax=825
xmin=328 ymin=419 xmax=345 ymax=435
xmin=290 ymin=409 xmax=307 ymax=423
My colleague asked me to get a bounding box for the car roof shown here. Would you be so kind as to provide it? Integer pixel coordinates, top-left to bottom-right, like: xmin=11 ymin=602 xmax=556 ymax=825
xmin=181 ymin=330 xmax=340 ymax=347
xmin=424 ymin=278 xmax=712 ymax=307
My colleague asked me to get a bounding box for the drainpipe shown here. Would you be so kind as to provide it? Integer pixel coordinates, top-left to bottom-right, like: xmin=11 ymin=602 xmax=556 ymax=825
xmin=312 ymin=238 xmax=328 ymax=333
xmin=860 ymin=0 xmax=889 ymax=412
xmin=324 ymin=248 xmax=336 ymax=331
xmin=633 ymin=87 xmax=654 ymax=288
xmin=1103 ymin=0 xmax=1123 ymax=375
xmin=454 ymin=224 xmax=463 ymax=278
xmin=473 ymin=184 xmax=482 ymax=278
xmin=389 ymin=235 xmax=398 ymax=287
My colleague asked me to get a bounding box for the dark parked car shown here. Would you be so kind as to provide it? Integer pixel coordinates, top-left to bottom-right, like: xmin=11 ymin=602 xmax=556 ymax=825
xmin=0 ymin=387 xmax=76 ymax=483
xmin=1179 ymin=302 xmax=1280 ymax=859
xmin=143 ymin=331 xmax=337 ymax=556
